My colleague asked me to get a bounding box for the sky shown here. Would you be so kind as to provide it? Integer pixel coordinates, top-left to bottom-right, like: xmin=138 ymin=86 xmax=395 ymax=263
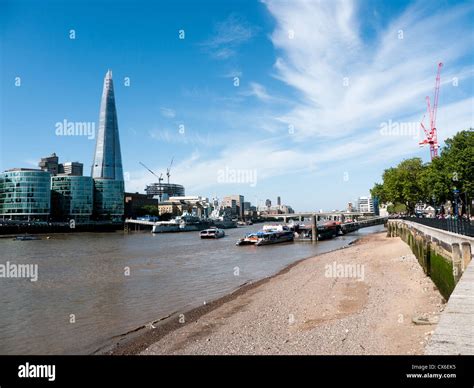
xmin=1 ymin=0 xmax=473 ymax=211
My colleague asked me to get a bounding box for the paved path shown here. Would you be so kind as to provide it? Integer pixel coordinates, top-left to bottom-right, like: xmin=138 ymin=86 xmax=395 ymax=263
xmin=426 ymin=260 xmax=474 ymax=355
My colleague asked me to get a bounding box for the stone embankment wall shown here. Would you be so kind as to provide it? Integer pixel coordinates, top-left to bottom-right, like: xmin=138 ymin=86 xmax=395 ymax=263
xmin=387 ymin=220 xmax=473 ymax=299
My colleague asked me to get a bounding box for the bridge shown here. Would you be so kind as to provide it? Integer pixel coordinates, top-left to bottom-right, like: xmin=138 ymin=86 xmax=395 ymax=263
xmin=261 ymin=211 xmax=375 ymax=223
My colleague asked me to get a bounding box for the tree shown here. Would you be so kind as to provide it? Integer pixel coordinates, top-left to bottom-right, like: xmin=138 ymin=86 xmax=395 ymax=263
xmin=377 ymin=158 xmax=427 ymax=214
xmin=370 ymin=183 xmax=387 ymax=203
xmin=387 ymin=203 xmax=407 ymax=214
xmin=140 ymin=205 xmax=159 ymax=217
xmin=440 ymin=129 xmax=473 ymax=208
xmin=372 ymin=130 xmax=474 ymax=216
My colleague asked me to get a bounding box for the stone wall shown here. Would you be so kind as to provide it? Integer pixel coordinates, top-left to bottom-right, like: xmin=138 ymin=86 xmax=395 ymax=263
xmin=387 ymin=220 xmax=473 ymax=299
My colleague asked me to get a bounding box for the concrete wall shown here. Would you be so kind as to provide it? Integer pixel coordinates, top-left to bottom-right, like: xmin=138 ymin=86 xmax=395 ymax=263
xmin=387 ymin=220 xmax=473 ymax=299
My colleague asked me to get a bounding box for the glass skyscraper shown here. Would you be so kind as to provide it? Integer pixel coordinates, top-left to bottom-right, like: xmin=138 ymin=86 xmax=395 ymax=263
xmin=51 ymin=176 xmax=94 ymax=222
xmin=92 ymin=70 xmax=123 ymax=181
xmin=91 ymin=70 xmax=124 ymax=221
xmin=0 ymin=169 xmax=51 ymax=221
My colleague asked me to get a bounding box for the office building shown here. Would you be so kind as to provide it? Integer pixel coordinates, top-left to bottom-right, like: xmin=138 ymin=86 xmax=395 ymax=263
xmin=51 ymin=176 xmax=94 ymax=222
xmin=357 ymin=196 xmax=375 ymax=214
xmin=124 ymin=192 xmax=158 ymax=219
xmin=39 ymin=153 xmax=59 ymax=175
xmin=60 ymin=162 xmax=83 ymax=176
xmin=223 ymin=195 xmax=244 ymax=218
xmin=145 ymin=183 xmax=185 ymax=201
xmin=0 ymin=169 xmax=51 ymax=221
xmin=91 ymin=70 xmax=124 ymax=221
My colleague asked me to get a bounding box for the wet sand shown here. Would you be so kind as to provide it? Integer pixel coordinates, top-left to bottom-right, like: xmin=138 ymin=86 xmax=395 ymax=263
xmin=111 ymin=232 xmax=445 ymax=355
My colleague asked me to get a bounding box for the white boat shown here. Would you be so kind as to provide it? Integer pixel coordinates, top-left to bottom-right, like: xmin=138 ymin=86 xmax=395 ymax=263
xmin=262 ymin=224 xmax=291 ymax=232
xmin=152 ymin=220 xmax=180 ymax=233
xmin=200 ymin=228 xmax=225 ymax=239
xmin=236 ymin=228 xmax=294 ymax=246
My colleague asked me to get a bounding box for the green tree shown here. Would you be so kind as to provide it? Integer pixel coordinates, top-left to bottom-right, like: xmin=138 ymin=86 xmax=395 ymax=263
xmin=140 ymin=205 xmax=159 ymax=217
xmin=372 ymin=130 xmax=474 ymax=216
xmin=370 ymin=183 xmax=387 ymax=203
xmin=381 ymin=158 xmax=427 ymax=214
xmin=386 ymin=203 xmax=407 ymax=214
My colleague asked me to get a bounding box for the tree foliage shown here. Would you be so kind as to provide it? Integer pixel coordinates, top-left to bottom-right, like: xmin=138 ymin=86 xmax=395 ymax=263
xmin=371 ymin=129 xmax=473 ymax=215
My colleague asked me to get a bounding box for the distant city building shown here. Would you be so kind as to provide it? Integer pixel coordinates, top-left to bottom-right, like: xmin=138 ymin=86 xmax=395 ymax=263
xmin=347 ymin=202 xmax=354 ymax=212
xmin=277 ymin=196 xmax=281 ymax=206
xmin=39 ymin=153 xmax=59 ymax=175
xmin=60 ymin=162 xmax=83 ymax=176
xmin=145 ymin=183 xmax=185 ymax=201
xmin=39 ymin=154 xmax=84 ymax=177
xmin=124 ymin=192 xmax=158 ymax=219
xmin=372 ymin=196 xmax=380 ymax=216
xmin=357 ymin=196 xmax=375 ymax=214
xmin=158 ymin=195 xmax=210 ymax=218
xmin=0 ymin=169 xmax=51 ymax=221
xmin=51 ymin=176 xmax=94 ymax=222
xmin=378 ymin=203 xmax=390 ymax=217
xmin=91 ymin=70 xmax=124 ymax=221
xmin=157 ymin=201 xmax=181 ymax=217
xmin=265 ymin=199 xmax=271 ymax=208
xmin=223 ymin=195 xmax=244 ymax=218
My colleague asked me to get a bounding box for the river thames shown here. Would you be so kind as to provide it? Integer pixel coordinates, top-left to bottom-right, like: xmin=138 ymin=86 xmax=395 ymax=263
xmin=0 ymin=225 xmax=384 ymax=354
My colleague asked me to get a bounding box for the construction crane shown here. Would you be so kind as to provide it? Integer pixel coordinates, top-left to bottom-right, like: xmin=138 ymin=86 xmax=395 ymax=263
xmin=139 ymin=162 xmax=163 ymax=184
xmin=166 ymin=157 xmax=174 ymax=184
xmin=419 ymin=62 xmax=443 ymax=160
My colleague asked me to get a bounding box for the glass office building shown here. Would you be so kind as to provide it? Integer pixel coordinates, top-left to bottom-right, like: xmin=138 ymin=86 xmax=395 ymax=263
xmin=51 ymin=176 xmax=94 ymax=222
xmin=0 ymin=169 xmax=51 ymax=221
xmin=93 ymin=179 xmax=124 ymax=221
xmin=91 ymin=70 xmax=124 ymax=221
xmin=91 ymin=70 xmax=124 ymax=181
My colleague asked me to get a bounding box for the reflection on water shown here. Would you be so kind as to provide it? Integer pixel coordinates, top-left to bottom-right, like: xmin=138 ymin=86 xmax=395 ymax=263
xmin=0 ymin=224 xmax=385 ymax=354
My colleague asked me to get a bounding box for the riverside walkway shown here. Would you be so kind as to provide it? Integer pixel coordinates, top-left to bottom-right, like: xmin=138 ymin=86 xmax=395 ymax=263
xmin=426 ymin=258 xmax=474 ymax=355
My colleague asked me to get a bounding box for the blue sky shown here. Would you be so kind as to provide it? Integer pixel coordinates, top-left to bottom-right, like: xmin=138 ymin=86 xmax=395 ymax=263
xmin=1 ymin=0 xmax=473 ymax=211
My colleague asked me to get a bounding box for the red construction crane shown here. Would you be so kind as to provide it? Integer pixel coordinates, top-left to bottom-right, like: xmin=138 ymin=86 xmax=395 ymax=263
xmin=419 ymin=62 xmax=443 ymax=160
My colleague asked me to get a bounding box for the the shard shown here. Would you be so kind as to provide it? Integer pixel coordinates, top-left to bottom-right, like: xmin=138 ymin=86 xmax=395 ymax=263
xmin=91 ymin=70 xmax=124 ymax=181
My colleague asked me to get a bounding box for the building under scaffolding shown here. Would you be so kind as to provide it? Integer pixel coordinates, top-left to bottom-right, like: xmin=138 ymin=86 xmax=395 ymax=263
xmin=145 ymin=182 xmax=185 ymax=201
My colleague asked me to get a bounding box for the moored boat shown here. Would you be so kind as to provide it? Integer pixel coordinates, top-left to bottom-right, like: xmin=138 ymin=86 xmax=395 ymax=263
xmin=151 ymin=220 xmax=180 ymax=233
xmin=179 ymin=215 xmax=212 ymax=231
xmin=200 ymin=228 xmax=225 ymax=239
xmin=236 ymin=226 xmax=294 ymax=246
xmin=14 ymin=234 xmax=41 ymax=241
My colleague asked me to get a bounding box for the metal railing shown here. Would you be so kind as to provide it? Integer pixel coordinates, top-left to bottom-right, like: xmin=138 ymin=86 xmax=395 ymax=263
xmin=399 ymin=217 xmax=474 ymax=237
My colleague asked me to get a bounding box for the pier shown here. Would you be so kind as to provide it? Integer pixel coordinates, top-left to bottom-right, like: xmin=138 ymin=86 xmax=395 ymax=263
xmin=124 ymin=219 xmax=159 ymax=232
xmin=262 ymin=212 xmax=387 ymax=242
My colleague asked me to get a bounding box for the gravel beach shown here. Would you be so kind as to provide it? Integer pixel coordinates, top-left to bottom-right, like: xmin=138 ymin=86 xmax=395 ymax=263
xmin=116 ymin=232 xmax=445 ymax=355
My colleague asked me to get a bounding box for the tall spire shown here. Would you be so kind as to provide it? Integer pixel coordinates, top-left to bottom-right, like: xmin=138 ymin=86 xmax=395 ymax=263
xmin=91 ymin=70 xmax=123 ymax=180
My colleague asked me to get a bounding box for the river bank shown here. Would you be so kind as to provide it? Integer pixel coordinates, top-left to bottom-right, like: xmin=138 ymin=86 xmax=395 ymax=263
xmin=111 ymin=231 xmax=445 ymax=355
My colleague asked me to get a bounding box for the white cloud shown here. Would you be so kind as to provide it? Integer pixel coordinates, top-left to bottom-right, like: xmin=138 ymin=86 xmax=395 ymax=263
xmin=243 ymin=82 xmax=273 ymax=102
xmin=160 ymin=107 xmax=176 ymax=118
xmin=128 ymin=1 xmax=474 ymax=207
xmin=201 ymin=13 xmax=257 ymax=59
xmin=263 ymin=0 xmax=474 ymax=143
xmin=148 ymin=128 xmax=217 ymax=147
